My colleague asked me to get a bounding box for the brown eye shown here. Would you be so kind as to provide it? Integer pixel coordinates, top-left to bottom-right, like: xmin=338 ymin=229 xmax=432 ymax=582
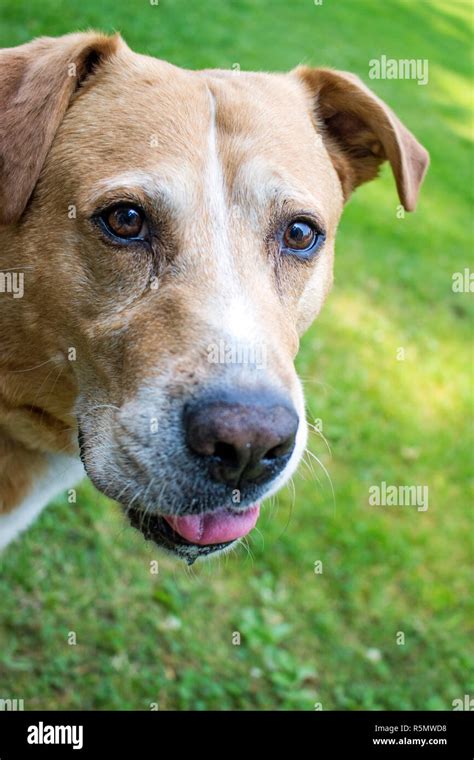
xmin=283 ymin=221 xmax=317 ymax=251
xmin=101 ymin=205 xmax=147 ymax=240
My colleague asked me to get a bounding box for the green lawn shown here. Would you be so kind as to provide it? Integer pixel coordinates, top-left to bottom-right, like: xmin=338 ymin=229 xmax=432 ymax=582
xmin=0 ymin=0 xmax=472 ymax=710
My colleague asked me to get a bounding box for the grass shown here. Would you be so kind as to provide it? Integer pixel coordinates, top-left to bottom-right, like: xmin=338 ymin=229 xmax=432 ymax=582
xmin=0 ymin=0 xmax=472 ymax=710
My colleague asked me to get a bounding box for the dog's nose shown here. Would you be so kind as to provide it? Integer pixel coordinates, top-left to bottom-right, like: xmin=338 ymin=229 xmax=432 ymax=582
xmin=184 ymin=391 xmax=299 ymax=487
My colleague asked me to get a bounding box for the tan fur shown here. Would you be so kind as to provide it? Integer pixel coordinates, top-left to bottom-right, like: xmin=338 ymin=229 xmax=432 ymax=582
xmin=0 ymin=33 xmax=428 ymax=530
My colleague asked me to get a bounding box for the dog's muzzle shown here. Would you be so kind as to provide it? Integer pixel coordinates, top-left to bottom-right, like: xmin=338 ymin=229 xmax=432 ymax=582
xmin=80 ymin=386 xmax=299 ymax=562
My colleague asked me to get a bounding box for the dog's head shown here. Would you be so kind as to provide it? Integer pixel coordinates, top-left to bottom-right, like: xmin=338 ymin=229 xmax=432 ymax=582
xmin=0 ymin=33 xmax=428 ymax=561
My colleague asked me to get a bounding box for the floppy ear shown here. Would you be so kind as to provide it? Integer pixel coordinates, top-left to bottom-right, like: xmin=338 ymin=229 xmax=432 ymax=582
xmin=0 ymin=31 xmax=122 ymax=225
xmin=294 ymin=66 xmax=429 ymax=211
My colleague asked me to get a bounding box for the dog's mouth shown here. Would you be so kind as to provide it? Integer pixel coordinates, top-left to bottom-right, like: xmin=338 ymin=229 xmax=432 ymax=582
xmin=126 ymin=504 xmax=260 ymax=564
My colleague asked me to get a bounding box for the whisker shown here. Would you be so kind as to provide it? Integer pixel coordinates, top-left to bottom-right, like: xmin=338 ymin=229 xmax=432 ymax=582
xmin=306 ymin=422 xmax=332 ymax=458
xmin=8 ymin=357 xmax=58 ymax=373
xmin=305 ymin=448 xmax=336 ymax=516
xmin=302 ymin=448 xmax=324 ymax=489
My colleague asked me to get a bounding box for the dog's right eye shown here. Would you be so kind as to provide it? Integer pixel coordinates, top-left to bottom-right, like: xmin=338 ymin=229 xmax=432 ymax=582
xmin=99 ymin=204 xmax=148 ymax=241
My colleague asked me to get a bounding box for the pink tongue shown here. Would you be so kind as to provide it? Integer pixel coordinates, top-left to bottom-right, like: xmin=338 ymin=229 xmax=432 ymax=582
xmin=164 ymin=504 xmax=260 ymax=545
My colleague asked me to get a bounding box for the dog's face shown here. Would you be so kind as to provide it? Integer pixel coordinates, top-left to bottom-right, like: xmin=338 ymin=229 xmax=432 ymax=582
xmin=0 ymin=33 xmax=428 ymax=561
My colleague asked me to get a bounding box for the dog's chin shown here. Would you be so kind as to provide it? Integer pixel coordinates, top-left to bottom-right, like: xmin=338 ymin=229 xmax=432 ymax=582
xmin=126 ymin=506 xmax=241 ymax=564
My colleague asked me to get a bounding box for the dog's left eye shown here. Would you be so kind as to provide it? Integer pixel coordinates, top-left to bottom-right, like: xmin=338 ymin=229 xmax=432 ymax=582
xmin=100 ymin=205 xmax=148 ymax=241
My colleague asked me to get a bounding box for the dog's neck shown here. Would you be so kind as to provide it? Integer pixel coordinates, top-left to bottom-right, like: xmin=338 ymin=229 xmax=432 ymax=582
xmin=0 ymin=231 xmax=79 ymax=513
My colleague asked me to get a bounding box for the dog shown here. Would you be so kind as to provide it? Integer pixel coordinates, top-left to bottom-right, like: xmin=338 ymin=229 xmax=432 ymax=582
xmin=0 ymin=32 xmax=428 ymax=562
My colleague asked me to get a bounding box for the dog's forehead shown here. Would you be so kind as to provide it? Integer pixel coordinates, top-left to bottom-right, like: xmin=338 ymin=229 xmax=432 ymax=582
xmin=60 ymin=51 xmax=340 ymax=217
xmin=88 ymin=51 xmax=316 ymax=147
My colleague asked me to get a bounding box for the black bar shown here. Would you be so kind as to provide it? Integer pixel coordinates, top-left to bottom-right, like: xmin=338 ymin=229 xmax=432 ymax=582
xmin=0 ymin=710 xmax=471 ymax=757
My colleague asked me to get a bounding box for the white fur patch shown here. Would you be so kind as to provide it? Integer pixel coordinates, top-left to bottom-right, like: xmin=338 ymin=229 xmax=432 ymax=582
xmin=205 ymin=89 xmax=228 ymax=242
xmin=204 ymin=89 xmax=265 ymax=350
xmin=91 ymin=169 xmax=195 ymax=216
xmin=0 ymin=455 xmax=85 ymax=551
